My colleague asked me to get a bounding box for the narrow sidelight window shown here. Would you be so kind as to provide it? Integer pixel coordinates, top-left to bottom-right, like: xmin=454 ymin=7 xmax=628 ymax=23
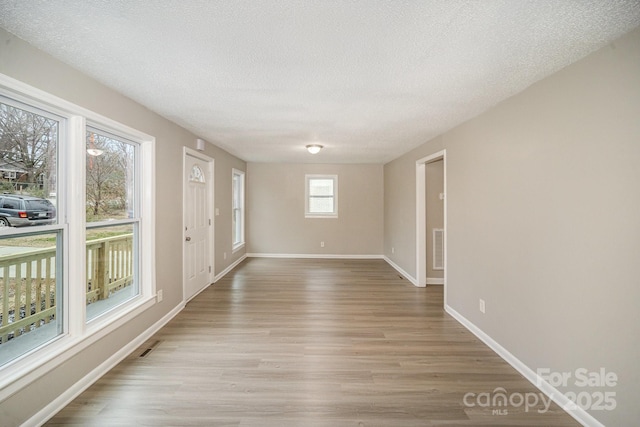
xmin=232 ymin=169 xmax=245 ymax=250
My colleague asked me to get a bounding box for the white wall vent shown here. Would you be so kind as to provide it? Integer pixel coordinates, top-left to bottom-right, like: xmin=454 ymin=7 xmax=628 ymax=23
xmin=433 ymin=228 xmax=444 ymax=270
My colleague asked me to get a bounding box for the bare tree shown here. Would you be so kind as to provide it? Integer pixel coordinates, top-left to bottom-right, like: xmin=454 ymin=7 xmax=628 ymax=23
xmin=86 ymin=132 xmax=132 ymax=219
xmin=0 ymin=102 xmax=57 ymax=195
xmin=0 ymin=102 xmax=132 ymax=217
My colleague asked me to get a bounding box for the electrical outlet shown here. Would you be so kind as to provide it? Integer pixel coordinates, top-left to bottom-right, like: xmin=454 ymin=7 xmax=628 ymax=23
xmin=157 ymin=289 xmax=163 ymax=302
xmin=320 ymin=241 xmax=325 ymax=248
xmin=224 ymin=252 xmax=227 ymax=260
xmin=479 ymin=298 xmax=485 ymax=314
xmin=391 ymin=247 xmax=395 ymax=254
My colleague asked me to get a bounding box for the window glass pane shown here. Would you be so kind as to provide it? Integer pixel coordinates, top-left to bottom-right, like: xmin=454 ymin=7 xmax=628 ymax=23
xmin=233 ymin=209 xmax=240 ymax=245
xmin=307 ymin=176 xmax=336 ymax=216
xmin=86 ymin=223 xmax=137 ymax=321
xmin=86 ymin=130 xmax=135 ymax=222
xmin=232 ymin=174 xmax=239 ymax=209
xmin=189 ymin=165 xmax=205 ymax=183
xmin=0 ymin=101 xmax=58 ymax=227
xmin=232 ymin=171 xmax=244 ymax=246
xmin=0 ymin=231 xmax=62 ymax=366
xmin=309 ymin=197 xmax=334 ymax=213
xmin=309 ymin=179 xmax=334 ymax=196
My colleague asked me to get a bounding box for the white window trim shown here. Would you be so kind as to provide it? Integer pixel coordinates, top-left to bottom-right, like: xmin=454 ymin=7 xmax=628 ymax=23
xmin=84 ymin=124 xmax=150 ymax=326
xmin=0 ymin=73 xmax=156 ymax=397
xmin=305 ymin=174 xmax=338 ymax=218
xmin=231 ymin=168 xmax=245 ymax=252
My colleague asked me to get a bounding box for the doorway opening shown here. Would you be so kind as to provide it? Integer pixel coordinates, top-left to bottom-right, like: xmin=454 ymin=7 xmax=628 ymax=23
xmin=416 ymin=150 xmax=447 ymax=303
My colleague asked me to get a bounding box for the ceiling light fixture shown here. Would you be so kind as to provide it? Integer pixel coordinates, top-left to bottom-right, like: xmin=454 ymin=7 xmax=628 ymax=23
xmin=87 ymin=134 xmax=103 ymax=156
xmin=86 ymin=148 xmax=103 ymax=156
xmin=306 ymin=144 xmax=323 ymax=154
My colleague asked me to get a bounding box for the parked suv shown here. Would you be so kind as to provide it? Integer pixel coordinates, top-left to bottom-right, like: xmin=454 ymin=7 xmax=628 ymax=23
xmin=0 ymin=194 xmax=56 ymax=228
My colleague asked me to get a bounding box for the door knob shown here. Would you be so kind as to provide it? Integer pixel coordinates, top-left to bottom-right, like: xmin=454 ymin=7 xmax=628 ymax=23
xmin=185 ymin=236 xmax=191 ymax=241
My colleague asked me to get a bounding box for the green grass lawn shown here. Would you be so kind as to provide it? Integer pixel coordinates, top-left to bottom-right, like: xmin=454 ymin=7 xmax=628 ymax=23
xmin=1 ymin=225 xmax=132 ymax=249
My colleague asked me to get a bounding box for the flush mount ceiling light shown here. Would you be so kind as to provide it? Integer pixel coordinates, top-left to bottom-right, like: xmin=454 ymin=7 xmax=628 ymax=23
xmin=87 ymin=133 xmax=103 ymax=156
xmin=306 ymin=144 xmax=323 ymax=154
xmin=86 ymin=148 xmax=104 ymax=156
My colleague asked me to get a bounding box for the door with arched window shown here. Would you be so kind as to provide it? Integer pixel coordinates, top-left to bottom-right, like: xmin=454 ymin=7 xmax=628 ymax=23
xmin=183 ymin=150 xmax=213 ymax=301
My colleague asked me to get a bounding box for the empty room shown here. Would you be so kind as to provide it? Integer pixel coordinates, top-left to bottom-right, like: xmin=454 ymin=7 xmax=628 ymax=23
xmin=0 ymin=1 xmax=639 ymax=426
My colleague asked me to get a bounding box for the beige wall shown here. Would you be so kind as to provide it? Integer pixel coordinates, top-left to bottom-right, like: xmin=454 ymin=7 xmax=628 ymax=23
xmin=384 ymin=27 xmax=640 ymax=425
xmin=384 ymin=135 xmax=443 ymax=276
xmin=0 ymin=27 xmax=245 ymax=425
xmin=247 ymin=163 xmax=383 ymax=256
xmin=426 ymin=160 xmax=444 ymax=280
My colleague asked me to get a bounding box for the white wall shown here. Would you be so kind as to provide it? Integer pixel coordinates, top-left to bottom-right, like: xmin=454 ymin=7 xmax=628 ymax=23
xmin=384 ymin=27 xmax=640 ymax=425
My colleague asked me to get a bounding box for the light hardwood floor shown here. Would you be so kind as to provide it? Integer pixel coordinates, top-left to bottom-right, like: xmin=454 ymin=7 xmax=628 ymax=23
xmin=46 ymin=258 xmax=578 ymax=426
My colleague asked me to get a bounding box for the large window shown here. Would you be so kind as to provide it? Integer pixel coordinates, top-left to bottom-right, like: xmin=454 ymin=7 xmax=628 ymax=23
xmin=85 ymin=128 xmax=139 ymax=321
xmin=0 ymin=76 xmax=155 ymax=384
xmin=232 ymin=169 xmax=245 ymax=251
xmin=305 ymin=174 xmax=338 ymax=218
xmin=0 ymin=97 xmax=62 ymax=367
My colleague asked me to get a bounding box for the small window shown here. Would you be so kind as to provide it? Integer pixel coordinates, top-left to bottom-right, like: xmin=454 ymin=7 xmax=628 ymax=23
xmin=189 ymin=165 xmax=205 ymax=183
xmin=232 ymin=169 xmax=245 ymax=251
xmin=305 ymin=174 xmax=338 ymax=218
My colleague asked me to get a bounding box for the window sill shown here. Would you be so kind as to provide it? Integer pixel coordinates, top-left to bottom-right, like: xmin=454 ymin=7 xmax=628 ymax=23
xmin=86 ymin=293 xmax=155 ymax=335
xmin=0 ymin=294 xmax=156 ymax=401
xmin=232 ymin=242 xmax=245 ymax=253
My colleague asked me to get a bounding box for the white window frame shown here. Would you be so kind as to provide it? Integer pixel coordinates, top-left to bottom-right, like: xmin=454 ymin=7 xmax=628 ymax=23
xmin=232 ymin=168 xmax=245 ymax=252
xmin=305 ymin=174 xmax=338 ymax=218
xmin=0 ymin=93 xmax=67 ymax=369
xmin=0 ymin=73 xmax=156 ymax=398
xmin=84 ymin=125 xmax=142 ymax=323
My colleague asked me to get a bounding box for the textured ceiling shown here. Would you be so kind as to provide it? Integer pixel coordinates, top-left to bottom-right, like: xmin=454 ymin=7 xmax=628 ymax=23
xmin=1 ymin=1 xmax=639 ymax=163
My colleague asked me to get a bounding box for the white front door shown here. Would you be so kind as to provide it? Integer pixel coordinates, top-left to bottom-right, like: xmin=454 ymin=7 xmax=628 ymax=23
xmin=183 ymin=151 xmax=213 ymax=301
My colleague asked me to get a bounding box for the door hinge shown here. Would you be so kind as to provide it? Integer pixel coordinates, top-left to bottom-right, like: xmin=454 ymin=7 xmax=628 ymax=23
xmin=209 ymin=219 xmax=211 ymax=226
xmin=209 ymin=266 xmax=212 ymax=273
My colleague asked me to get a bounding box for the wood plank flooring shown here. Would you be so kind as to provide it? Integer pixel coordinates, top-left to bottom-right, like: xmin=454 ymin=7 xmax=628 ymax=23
xmin=46 ymin=258 xmax=579 ymax=426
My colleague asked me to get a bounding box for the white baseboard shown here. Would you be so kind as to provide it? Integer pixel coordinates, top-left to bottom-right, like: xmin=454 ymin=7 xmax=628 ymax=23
xmin=247 ymin=253 xmax=383 ymax=260
xmin=445 ymin=304 xmax=604 ymax=427
xmin=426 ymin=277 xmax=444 ymax=285
xmin=214 ymin=254 xmax=247 ymax=282
xmin=26 ymin=302 xmax=185 ymax=427
xmin=383 ymin=256 xmax=419 ymax=286
xmin=246 ymin=254 xmax=422 ymax=289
